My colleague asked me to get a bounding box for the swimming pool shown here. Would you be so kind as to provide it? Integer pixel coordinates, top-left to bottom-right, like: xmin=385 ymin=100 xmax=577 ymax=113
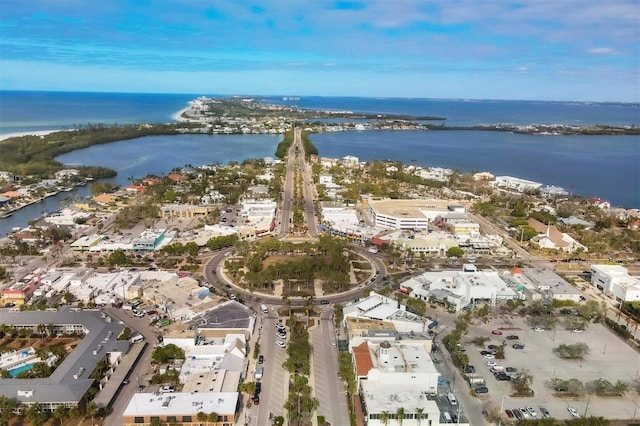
xmin=8 ymin=363 xmax=34 ymax=377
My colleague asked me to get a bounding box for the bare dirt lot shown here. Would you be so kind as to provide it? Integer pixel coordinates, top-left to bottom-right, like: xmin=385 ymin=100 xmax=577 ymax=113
xmin=462 ymin=316 xmax=640 ymax=421
xmin=0 ymin=336 xmax=81 ymax=353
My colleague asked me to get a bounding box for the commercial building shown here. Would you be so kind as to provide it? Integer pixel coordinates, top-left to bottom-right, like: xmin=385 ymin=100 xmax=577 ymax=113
xmin=160 ymin=204 xmax=216 ymax=220
xmin=356 ymin=341 xmax=468 ymax=425
xmin=0 ymin=310 xmax=129 ymax=412
xmin=132 ymin=228 xmax=167 ymax=251
xmin=122 ymin=392 xmax=238 ymax=426
xmin=590 ymin=265 xmax=640 ymax=302
xmin=367 ymin=199 xmax=464 ymax=230
xmin=342 ymin=292 xmax=434 ymax=333
xmin=503 ymin=268 xmax=583 ymax=303
xmin=405 ymin=270 xmax=517 ymax=312
xmin=70 ymin=235 xmax=106 ymax=252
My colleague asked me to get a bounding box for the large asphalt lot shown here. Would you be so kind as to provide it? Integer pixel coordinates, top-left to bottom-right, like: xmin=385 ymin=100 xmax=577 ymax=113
xmin=462 ymin=316 xmax=640 ymax=421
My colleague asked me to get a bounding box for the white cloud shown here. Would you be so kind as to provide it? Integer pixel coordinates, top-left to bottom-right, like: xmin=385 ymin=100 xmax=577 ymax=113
xmin=588 ymin=47 xmax=615 ymax=54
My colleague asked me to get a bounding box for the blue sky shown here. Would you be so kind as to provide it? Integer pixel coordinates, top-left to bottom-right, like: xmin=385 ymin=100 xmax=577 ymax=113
xmin=1 ymin=1 xmax=639 ymax=101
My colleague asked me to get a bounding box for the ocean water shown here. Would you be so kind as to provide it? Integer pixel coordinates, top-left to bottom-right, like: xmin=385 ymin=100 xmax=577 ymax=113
xmin=0 ymin=90 xmax=638 ymax=236
xmin=263 ymin=96 xmax=640 ymax=127
xmin=0 ymin=90 xmax=198 ymax=134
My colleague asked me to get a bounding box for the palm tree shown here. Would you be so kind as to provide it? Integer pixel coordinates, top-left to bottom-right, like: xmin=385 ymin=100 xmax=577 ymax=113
xmin=380 ymin=411 xmax=390 ymax=426
xmin=52 ymin=405 xmax=68 ymax=425
xmin=395 ymin=407 xmax=405 ymax=426
xmin=207 ymin=412 xmax=219 ymax=423
xmin=196 ymin=412 xmax=207 ymax=422
xmin=416 ymin=407 xmax=424 ymax=426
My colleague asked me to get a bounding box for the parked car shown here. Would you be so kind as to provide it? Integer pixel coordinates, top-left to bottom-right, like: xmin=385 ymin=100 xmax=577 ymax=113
xmin=276 ymin=340 xmax=287 ymax=349
xmin=159 ymin=385 xmax=176 ymax=393
xmin=491 ymin=330 xmax=503 ymax=335
xmin=568 ymin=406 xmax=579 ymax=417
xmin=505 ymin=409 xmax=514 ymax=418
xmin=572 ymin=329 xmax=584 ymax=333
xmin=534 ymin=327 xmax=545 ymax=332
xmin=526 ymin=406 xmax=537 ymax=417
xmin=506 ymin=335 xmax=519 ymax=340
xmin=253 ymin=394 xmax=260 ymax=405
xmin=475 ymin=387 xmax=489 ymax=394
xmin=487 ymin=344 xmax=499 ymax=350
xmin=486 ymin=360 xmax=497 ymax=367
xmin=483 ymin=354 xmax=495 ymax=360
xmin=512 ymin=344 xmax=525 ymax=350
xmin=506 ymin=367 xmax=517 ymax=373
xmin=513 ymin=409 xmax=524 ymax=420
xmin=540 ymin=407 xmax=551 ymax=418
xmin=255 ymin=382 xmax=262 ymax=394
xmin=480 ymin=350 xmax=492 ymax=356
xmin=258 ymin=355 xmax=264 ymax=364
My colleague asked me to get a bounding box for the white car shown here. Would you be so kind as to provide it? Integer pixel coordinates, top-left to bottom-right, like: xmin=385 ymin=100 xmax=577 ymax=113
xmin=572 ymin=329 xmax=584 ymax=333
xmin=526 ymin=406 xmax=537 ymax=417
xmin=486 ymin=360 xmax=497 ymax=367
xmin=567 ymin=406 xmax=579 ymax=417
xmin=483 ymin=353 xmax=495 ymax=360
xmin=534 ymin=327 xmax=545 ymax=332
xmin=276 ymin=340 xmax=287 ymax=349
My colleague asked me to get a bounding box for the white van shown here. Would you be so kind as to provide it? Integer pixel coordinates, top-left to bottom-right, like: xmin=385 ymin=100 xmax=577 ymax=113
xmin=130 ymin=335 xmax=144 ymax=343
xmin=443 ymin=412 xmax=452 ymax=423
xmin=446 ymin=392 xmax=457 ymax=406
xmin=260 ymin=304 xmax=268 ymax=314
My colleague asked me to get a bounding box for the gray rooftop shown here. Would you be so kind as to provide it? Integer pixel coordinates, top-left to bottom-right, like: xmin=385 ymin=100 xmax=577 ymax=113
xmin=0 ymin=309 xmax=129 ymax=404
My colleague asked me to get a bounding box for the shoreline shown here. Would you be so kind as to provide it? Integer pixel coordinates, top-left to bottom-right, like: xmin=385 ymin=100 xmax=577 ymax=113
xmin=0 ymin=130 xmax=60 ymax=142
xmin=171 ymin=105 xmax=192 ymax=122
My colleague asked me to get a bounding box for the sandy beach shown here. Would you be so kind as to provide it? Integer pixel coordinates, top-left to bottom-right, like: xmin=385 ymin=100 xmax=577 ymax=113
xmin=171 ymin=106 xmax=191 ymax=122
xmin=0 ymin=130 xmax=60 ymax=142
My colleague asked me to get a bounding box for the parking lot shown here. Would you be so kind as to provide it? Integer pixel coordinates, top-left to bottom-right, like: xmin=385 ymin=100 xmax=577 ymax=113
xmin=462 ymin=316 xmax=640 ymax=421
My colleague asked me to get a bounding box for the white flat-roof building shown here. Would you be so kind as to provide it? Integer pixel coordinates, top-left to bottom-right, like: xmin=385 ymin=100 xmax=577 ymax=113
xmin=367 ymin=199 xmax=461 ymax=230
xmin=358 ymin=341 xmax=467 ymax=425
xmin=123 ymin=392 xmax=238 ymax=426
xmin=70 ymin=235 xmax=105 ymax=252
xmin=493 ymin=176 xmax=543 ymax=193
xmin=590 ymin=264 xmax=640 ymax=302
xmin=406 ymin=270 xmax=517 ymax=311
xmin=521 ymin=267 xmax=583 ymax=302
xmin=343 ymin=292 xmax=432 ymax=333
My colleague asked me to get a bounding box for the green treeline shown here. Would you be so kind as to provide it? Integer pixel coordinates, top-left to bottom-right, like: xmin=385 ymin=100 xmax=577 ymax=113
xmin=0 ymin=123 xmax=183 ymax=177
xmin=274 ymin=129 xmax=318 ymax=159
xmin=300 ymin=130 xmax=318 ymax=156
xmin=274 ymin=130 xmax=294 ymax=158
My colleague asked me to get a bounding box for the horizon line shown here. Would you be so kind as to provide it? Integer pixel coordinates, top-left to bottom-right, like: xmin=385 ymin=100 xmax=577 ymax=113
xmin=0 ymin=89 xmax=638 ymax=105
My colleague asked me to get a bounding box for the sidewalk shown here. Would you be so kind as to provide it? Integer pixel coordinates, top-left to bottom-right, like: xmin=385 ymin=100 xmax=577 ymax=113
xmin=307 ymin=319 xmax=319 ymax=426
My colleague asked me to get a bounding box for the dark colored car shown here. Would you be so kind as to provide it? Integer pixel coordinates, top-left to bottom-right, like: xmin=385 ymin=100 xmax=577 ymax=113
xmin=253 ymin=395 xmax=260 ymax=405
xmin=255 ymin=382 xmax=262 ymax=394
xmin=513 ymin=408 xmax=524 ymax=420
xmin=464 ymin=365 xmax=475 ymax=374
xmin=506 ymin=367 xmax=517 ymax=373
xmin=487 ymin=345 xmax=499 ymax=350
xmin=258 ymin=355 xmax=264 ymax=364
xmin=480 ymin=350 xmax=492 ymax=356
xmin=505 ymin=409 xmax=514 ymax=418
xmin=496 ymin=373 xmax=510 ymax=381
xmin=512 ymin=344 xmax=525 ymax=349
xmin=475 ymin=387 xmax=489 ymax=394
xmin=506 ymin=335 xmax=519 ymax=340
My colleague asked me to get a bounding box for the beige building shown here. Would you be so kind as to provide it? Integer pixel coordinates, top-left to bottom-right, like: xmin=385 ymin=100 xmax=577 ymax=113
xmin=160 ymin=204 xmax=215 ymax=219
